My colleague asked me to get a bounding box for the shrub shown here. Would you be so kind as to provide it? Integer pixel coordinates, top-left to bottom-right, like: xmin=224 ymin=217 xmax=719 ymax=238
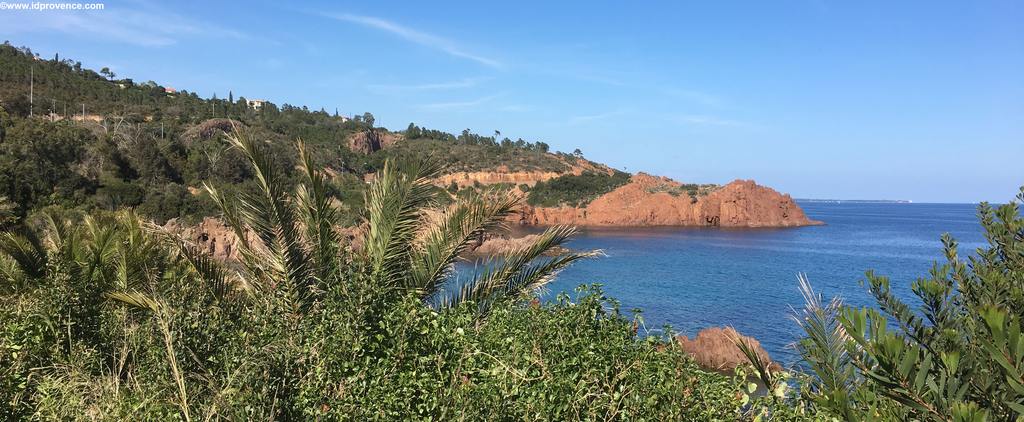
xmin=527 ymin=171 xmax=631 ymax=207
xmin=791 ymin=187 xmax=1024 ymax=420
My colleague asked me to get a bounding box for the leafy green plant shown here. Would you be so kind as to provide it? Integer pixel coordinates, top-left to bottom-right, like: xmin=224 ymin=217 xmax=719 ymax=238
xmin=790 ymin=187 xmax=1024 ymax=421
xmin=527 ymin=171 xmax=631 ymax=207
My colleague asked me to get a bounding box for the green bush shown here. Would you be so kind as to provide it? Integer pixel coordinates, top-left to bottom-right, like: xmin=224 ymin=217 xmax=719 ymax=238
xmin=791 ymin=188 xmax=1024 ymax=421
xmin=137 ymin=183 xmax=207 ymax=224
xmin=528 ymin=171 xmax=632 ymax=207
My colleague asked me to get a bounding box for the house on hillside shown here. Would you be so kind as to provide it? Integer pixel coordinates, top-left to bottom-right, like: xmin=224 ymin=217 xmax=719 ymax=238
xmin=247 ymin=99 xmax=266 ymax=110
xmin=164 ymin=86 xmax=176 ymax=94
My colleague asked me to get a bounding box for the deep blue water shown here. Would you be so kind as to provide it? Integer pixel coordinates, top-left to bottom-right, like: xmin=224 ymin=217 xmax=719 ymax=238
xmin=535 ymin=202 xmax=986 ymax=366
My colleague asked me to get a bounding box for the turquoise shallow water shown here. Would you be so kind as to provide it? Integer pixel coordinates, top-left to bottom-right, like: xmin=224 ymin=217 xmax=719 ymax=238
xmin=533 ymin=202 xmax=986 ymax=366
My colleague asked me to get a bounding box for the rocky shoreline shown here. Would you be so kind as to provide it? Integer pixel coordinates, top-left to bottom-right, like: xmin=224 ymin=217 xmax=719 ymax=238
xmin=514 ymin=174 xmax=823 ymax=228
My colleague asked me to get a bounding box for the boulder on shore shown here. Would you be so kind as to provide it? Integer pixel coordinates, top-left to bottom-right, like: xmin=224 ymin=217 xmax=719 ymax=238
xmin=676 ymin=326 xmax=781 ymax=372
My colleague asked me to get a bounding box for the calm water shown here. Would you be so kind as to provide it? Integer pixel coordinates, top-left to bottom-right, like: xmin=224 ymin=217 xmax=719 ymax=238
xmin=535 ymin=202 xmax=986 ymax=366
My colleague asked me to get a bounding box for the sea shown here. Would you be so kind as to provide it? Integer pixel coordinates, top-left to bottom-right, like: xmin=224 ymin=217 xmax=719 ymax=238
xmin=533 ymin=202 xmax=987 ymax=366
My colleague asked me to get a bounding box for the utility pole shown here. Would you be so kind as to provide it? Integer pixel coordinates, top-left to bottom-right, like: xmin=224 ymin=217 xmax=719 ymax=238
xmin=29 ymin=66 xmax=34 ymax=117
xmin=81 ymin=103 xmax=85 ymax=120
xmin=51 ymin=99 xmax=56 ymax=121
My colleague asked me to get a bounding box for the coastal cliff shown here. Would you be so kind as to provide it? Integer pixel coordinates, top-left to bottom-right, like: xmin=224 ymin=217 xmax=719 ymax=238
xmin=513 ymin=173 xmax=821 ymax=228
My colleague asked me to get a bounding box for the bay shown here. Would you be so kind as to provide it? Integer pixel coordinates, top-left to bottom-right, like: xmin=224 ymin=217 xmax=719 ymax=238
xmin=538 ymin=202 xmax=986 ymax=365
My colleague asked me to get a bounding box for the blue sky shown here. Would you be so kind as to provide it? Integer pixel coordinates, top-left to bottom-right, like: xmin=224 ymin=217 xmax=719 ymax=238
xmin=2 ymin=0 xmax=1021 ymax=202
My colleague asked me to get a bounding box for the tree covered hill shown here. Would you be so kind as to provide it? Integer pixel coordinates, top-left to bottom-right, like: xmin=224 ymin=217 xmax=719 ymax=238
xmin=0 ymin=42 xmax=625 ymax=225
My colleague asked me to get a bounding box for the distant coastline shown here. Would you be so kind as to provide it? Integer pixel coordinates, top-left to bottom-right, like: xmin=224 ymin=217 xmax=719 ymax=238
xmin=796 ymin=198 xmax=913 ymax=204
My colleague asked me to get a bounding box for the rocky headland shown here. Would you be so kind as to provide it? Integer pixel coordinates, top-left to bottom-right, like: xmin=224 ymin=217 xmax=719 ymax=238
xmin=513 ymin=173 xmax=822 ymax=228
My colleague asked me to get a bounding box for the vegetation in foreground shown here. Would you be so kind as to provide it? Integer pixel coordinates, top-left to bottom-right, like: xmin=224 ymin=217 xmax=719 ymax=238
xmin=0 ymin=132 xmax=799 ymax=420
xmin=776 ymin=188 xmax=1024 ymax=421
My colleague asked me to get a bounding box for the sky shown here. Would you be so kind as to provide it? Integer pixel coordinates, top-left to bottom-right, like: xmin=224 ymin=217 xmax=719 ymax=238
xmin=2 ymin=0 xmax=1022 ymax=203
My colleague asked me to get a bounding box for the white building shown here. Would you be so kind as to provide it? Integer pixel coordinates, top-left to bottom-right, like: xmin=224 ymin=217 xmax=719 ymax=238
xmin=247 ymin=99 xmax=267 ymax=110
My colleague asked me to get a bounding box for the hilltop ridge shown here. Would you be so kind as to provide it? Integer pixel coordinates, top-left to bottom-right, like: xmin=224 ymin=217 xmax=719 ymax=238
xmin=0 ymin=42 xmax=818 ymax=228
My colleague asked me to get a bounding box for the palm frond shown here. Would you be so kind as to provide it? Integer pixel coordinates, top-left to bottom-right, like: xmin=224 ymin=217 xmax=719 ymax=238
xmin=410 ymin=189 xmax=521 ymax=299
xmin=203 ymin=183 xmax=264 ymax=279
xmin=225 ymin=132 xmax=311 ymax=290
xmin=296 ymin=140 xmax=341 ymax=283
xmin=0 ymin=230 xmax=47 ymax=279
xmin=500 ymin=250 xmax=601 ymax=300
xmin=732 ymin=331 xmax=780 ymax=391
xmin=111 ymin=210 xmax=167 ymax=291
xmin=791 ymin=273 xmax=858 ymax=399
xmin=105 ymin=290 xmax=162 ymax=313
xmin=39 ymin=209 xmax=79 ymax=257
xmin=362 ymin=159 xmax=442 ymax=288
xmin=444 ymin=225 xmax=599 ymax=309
xmin=80 ymin=215 xmax=119 ymax=284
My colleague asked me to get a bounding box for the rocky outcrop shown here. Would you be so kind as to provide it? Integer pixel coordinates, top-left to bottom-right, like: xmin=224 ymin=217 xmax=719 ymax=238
xmin=164 ymin=217 xmax=245 ymax=261
xmin=348 ymin=130 xmax=401 ymax=154
xmin=163 ymin=217 xmax=363 ymax=262
xmin=514 ymin=174 xmax=821 ymax=228
xmin=464 ymin=233 xmax=568 ymax=257
xmin=435 ymin=161 xmax=616 ymax=190
xmin=676 ymin=327 xmax=781 ymax=372
xmin=437 ymin=170 xmax=564 ymax=189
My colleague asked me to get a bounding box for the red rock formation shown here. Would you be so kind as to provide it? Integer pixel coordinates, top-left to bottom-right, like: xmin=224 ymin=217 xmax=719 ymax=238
xmin=164 ymin=217 xmax=244 ymax=261
xmin=676 ymin=327 xmax=781 ymax=372
xmin=514 ymin=174 xmax=821 ymax=228
xmin=164 ymin=217 xmax=363 ymax=262
xmin=347 ymin=130 xmax=401 ymax=154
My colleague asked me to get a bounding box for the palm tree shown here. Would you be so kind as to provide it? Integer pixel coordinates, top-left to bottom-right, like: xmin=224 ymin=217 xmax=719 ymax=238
xmin=204 ymin=130 xmax=597 ymax=312
xmin=361 ymin=157 xmax=599 ymax=310
xmin=0 ymin=210 xmax=215 ymax=422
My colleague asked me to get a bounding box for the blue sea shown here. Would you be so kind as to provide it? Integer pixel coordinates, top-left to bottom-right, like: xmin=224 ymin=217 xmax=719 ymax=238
xmin=536 ymin=202 xmax=987 ymax=366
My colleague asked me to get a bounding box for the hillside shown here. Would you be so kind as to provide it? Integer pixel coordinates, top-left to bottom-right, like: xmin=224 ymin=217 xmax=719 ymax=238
xmin=0 ymin=43 xmax=818 ymax=228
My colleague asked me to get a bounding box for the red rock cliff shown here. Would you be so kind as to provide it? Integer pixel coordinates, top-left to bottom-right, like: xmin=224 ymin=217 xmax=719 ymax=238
xmin=514 ymin=174 xmax=821 ymax=228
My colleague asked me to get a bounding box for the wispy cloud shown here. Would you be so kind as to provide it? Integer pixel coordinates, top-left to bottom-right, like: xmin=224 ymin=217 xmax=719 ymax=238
xmin=670 ymin=114 xmax=750 ymax=127
xmin=568 ymin=109 xmax=630 ymax=125
xmin=0 ymin=5 xmax=247 ymax=47
xmin=322 ymin=13 xmax=503 ymax=69
xmin=663 ymin=88 xmax=727 ymax=108
xmin=418 ymin=94 xmax=503 ymax=111
xmin=499 ymin=104 xmax=532 ymax=112
xmin=367 ymin=77 xmax=489 ymax=93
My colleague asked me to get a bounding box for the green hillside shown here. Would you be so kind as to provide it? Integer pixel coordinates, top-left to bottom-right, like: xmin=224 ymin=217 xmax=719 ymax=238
xmin=0 ymin=43 xmax=624 ymax=225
